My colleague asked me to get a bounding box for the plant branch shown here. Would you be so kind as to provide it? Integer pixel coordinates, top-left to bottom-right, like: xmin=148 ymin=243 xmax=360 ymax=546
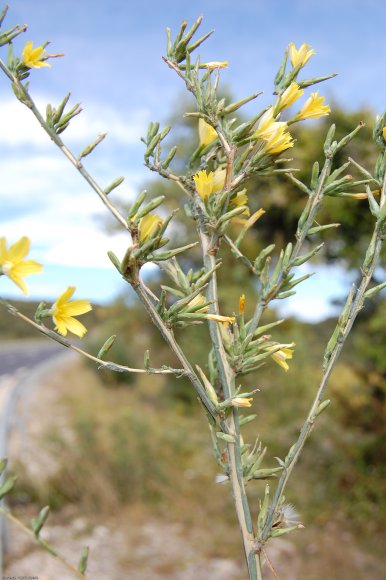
xmin=0 ymin=299 xmax=183 ymax=376
xmin=0 ymin=58 xmax=128 ymax=230
xmin=260 ymin=170 xmax=386 ymax=543
xmin=0 ymin=506 xmax=85 ymax=578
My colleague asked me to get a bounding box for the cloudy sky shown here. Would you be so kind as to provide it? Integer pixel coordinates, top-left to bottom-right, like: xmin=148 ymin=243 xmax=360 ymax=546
xmin=0 ymin=0 xmax=385 ymax=321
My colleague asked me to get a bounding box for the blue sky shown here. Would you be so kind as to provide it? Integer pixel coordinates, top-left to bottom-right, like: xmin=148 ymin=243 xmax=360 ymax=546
xmin=0 ymin=0 xmax=385 ymax=321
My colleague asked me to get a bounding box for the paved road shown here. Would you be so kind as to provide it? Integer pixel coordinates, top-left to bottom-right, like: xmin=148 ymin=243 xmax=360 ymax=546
xmin=0 ymin=341 xmax=64 ymax=377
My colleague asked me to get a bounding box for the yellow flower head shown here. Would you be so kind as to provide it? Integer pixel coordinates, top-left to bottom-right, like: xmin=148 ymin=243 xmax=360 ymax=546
xmin=22 ymin=41 xmax=51 ymax=69
xmin=239 ymin=294 xmax=246 ymax=314
xmin=278 ymin=82 xmax=304 ymax=110
xmin=254 ymin=108 xmax=286 ymax=139
xmin=231 ymin=397 xmax=253 ymax=408
xmin=229 ymin=189 xmax=249 ymax=216
xmin=51 ymin=286 xmax=92 ymax=338
xmin=271 ymin=347 xmax=294 ymax=372
xmin=138 ymin=214 xmax=163 ymax=242
xmin=295 ymin=91 xmax=331 ymax=121
xmin=198 ymin=118 xmax=218 ymax=148
xmin=0 ymin=236 xmax=42 ymax=296
xmin=382 ymin=127 xmax=386 ymax=142
xmin=288 ymin=42 xmax=315 ymax=68
xmin=193 ymin=168 xmax=226 ymax=200
xmin=262 ymin=124 xmax=294 ymax=155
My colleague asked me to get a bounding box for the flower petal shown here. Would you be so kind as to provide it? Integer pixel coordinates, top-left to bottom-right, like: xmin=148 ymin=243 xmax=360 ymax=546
xmin=62 ymin=299 xmax=92 ymax=316
xmin=64 ymin=316 xmax=88 ymax=337
xmin=7 ymin=236 xmax=30 ymax=263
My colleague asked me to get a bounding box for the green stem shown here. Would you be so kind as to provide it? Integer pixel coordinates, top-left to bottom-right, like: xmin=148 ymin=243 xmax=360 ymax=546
xmin=133 ymin=279 xmax=217 ymax=420
xmin=0 ymin=507 xmax=85 ymax=578
xmin=198 ymin=230 xmax=259 ymax=579
xmin=261 ymin=171 xmax=386 ymax=542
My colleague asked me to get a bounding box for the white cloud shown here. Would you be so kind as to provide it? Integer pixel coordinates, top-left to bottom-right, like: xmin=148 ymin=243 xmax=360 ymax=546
xmin=0 ymin=96 xmax=151 ymax=147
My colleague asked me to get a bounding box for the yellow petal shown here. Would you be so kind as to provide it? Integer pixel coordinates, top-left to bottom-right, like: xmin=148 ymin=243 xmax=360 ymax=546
xmin=7 ymin=236 xmax=30 ymax=263
xmin=13 ymin=260 xmax=43 ymax=276
xmin=55 ymin=286 xmax=76 ymax=308
xmin=7 ymin=273 xmax=28 ymax=296
xmin=62 ymin=299 xmax=92 ymax=317
xmin=198 ymin=119 xmax=217 ymax=148
xmin=63 ymin=316 xmax=88 ymax=337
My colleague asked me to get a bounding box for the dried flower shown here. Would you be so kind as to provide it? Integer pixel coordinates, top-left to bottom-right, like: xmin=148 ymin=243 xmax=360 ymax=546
xmin=0 ymin=236 xmax=42 ymax=295
xmin=271 ymin=347 xmax=294 ymax=371
xmin=288 ymin=42 xmax=315 ymax=68
xmin=202 ymin=61 xmax=228 ymax=70
xmin=51 ymin=286 xmax=92 ymax=337
xmin=239 ymin=294 xmax=246 ymax=314
xmin=231 ymin=397 xmax=253 ymax=408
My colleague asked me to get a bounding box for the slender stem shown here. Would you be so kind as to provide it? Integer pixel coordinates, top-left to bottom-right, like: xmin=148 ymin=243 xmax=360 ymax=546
xmin=242 ymin=156 xmax=333 ymax=344
xmin=0 ymin=299 xmax=182 ymax=376
xmin=132 ymin=279 xmax=218 ymax=419
xmin=198 ymin=230 xmax=259 ymax=579
xmin=0 ymin=507 xmax=85 ymax=579
xmin=261 ymin=171 xmax=386 ymax=542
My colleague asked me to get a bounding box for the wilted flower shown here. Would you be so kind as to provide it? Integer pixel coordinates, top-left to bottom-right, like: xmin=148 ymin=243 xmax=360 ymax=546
xmin=0 ymin=236 xmax=42 ymax=295
xmin=239 ymin=294 xmax=246 ymax=314
xmin=295 ymin=91 xmax=331 ymax=121
xmin=187 ymin=293 xmax=210 ymax=313
xmin=51 ymin=286 xmax=92 ymax=337
xmin=278 ymin=82 xmax=304 ymax=110
xmin=198 ymin=118 xmax=218 ymax=147
xmin=274 ymin=503 xmax=302 ymax=528
xmin=202 ymin=61 xmax=228 ymax=70
xmin=205 ymin=313 xmax=236 ymax=324
xmin=138 ymin=214 xmax=163 ymax=242
xmin=271 ymin=347 xmax=294 ymax=371
xmin=288 ymin=42 xmax=315 ymax=68
xmin=231 ymin=397 xmax=253 ymax=408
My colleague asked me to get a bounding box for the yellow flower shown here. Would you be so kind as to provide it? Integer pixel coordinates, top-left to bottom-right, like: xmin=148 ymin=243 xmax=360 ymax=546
xmin=271 ymin=347 xmax=294 ymax=372
xmin=231 ymin=397 xmax=253 ymax=408
xmin=278 ymin=82 xmax=304 ymax=110
xmin=288 ymin=42 xmax=315 ymax=68
xmin=51 ymin=286 xmax=92 ymax=337
xmin=198 ymin=118 xmax=218 ymax=147
xmin=138 ymin=214 xmax=163 ymax=242
xmin=229 ymin=189 xmax=249 ymax=216
xmin=254 ymin=109 xmax=286 ymax=139
xmin=22 ymin=41 xmax=51 ymax=69
xmin=193 ymin=168 xmax=226 ymax=199
xmin=295 ymin=91 xmax=331 ymax=121
xmin=383 ymin=127 xmax=386 ymax=142
xmin=239 ymin=294 xmax=246 ymax=314
xmin=262 ymin=124 xmax=294 ymax=155
xmin=202 ymin=61 xmax=228 ymax=70
xmin=0 ymin=236 xmax=42 ymax=295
